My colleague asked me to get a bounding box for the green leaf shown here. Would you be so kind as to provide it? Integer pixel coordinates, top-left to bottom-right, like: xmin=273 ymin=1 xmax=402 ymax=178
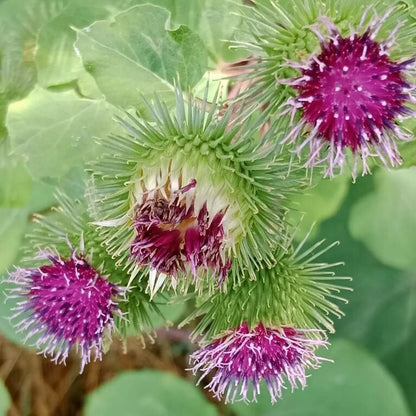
xmin=84 ymin=370 xmax=217 ymax=416
xmin=0 ymin=31 xmax=36 ymax=103
xmin=27 ymin=179 xmax=57 ymax=213
xmin=0 ymin=0 xmax=69 ymax=41
xmin=0 ymin=145 xmax=31 ymax=272
xmin=400 ymin=141 xmax=416 ymax=168
xmin=0 ymin=102 xmax=7 ymax=141
xmin=349 ymin=167 xmax=416 ymax=270
xmin=0 ymin=217 xmax=39 ymax=346
xmin=315 ymin=176 xmax=416 ymax=413
xmin=0 ymin=0 xmax=69 ymax=137
xmin=28 ymin=166 xmax=91 ymax=214
xmin=149 ymin=300 xmax=187 ymax=328
xmin=0 ymin=380 xmax=11 ymax=416
xmin=169 ymin=0 xmax=246 ymax=62
xmin=0 ymin=147 xmax=33 ymax=344
xmin=288 ymin=173 xmax=350 ymax=240
xmin=7 ymin=87 xmax=116 ymax=178
xmin=0 ymin=276 xmax=27 ymax=345
xmin=231 ymin=340 xmax=411 ymax=416
xmin=381 ymin=305 xmax=416 ymax=416
xmin=77 ymin=70 xmax=105 ymax=99
xmin=0 ymin=164 xmax=32 ymax=207
xmin=35 ymin=0 xmax=109 ymax=87
xmin=74 ymin=4 xmax=208 ymax=108
xmin=35 ymin=0 xmax=169 ymax=88
xmin=0 ymin=0 xmax=57 ymax=97
xmin=0 ymin=208 xmax=28 ymax=273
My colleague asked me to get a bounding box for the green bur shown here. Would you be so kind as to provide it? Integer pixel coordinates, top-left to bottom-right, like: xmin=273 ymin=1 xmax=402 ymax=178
xmin=23 ymin=193 xmax=162 ymax=338
xmin=88 ymin=87 xmax=303 ymax=292
xmin=237 ymin=0 xmax=416 ymax=116
xmin=186 ymin=227 xmax=351 ymax=342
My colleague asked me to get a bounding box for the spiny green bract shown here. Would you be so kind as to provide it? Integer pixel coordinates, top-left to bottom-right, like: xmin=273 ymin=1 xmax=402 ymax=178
xmin=186 ymin=227 xmax=351 ymax=341
xmin=88 ymin=88 xmax=303 ymax=289
xmin=237 ymin=0 xmax=416 ymax=115
xmin=24 ymin=193 xmax=162 ymax=337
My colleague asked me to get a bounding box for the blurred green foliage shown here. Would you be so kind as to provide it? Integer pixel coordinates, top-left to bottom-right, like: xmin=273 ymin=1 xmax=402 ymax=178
xmin=84 ymin=370 xmax=217 ymax=416
xmin=232 ymin=340 xmax=411 ymax=416
xmin=349 ymin=167 xmax=416 ymax=270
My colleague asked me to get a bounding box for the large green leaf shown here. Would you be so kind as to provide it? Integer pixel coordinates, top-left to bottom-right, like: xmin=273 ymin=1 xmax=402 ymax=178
xmin=0 ymin=0 xmax=67 ymax=94
xmin=35 ymin=0 xmax=109 ymax=87
xmin=288 ymin=173 xmax=350 ymax=240
xmin=0 ymin=146 xmax=32 ymax=272
xmin=27 ymin=179 xmax=57 ymax=213
xmin=0 ymin=0 xmax=69 ymax=40
xmin=0 ymin=156 xmax=32 ymax=342
xmin=74 ymin=4 xmax=207 ymax=108
xmin=0 ymin=0 xmax=69 ymax=138
xmin=27 ymin=166 xmax=91 ymax=214
xmin=381 ymin=310 xmax=416 ymax=416
xmin=400 ymin=140 xmax=416 ymax=168
xmin=0 ymin=102 xmax=7 ymax=140
xmin=0 ymin=381 xmax=11 ymax=416
xmin=316 ymin=176 xmax=416 ymax=414
xmin=349 ymin=167 xmax=416 ymax=270
xmin=231 ymin=340 xmax=410 ymax=416
xmin=169 ymin=0 xmax=246 ymax=62
xmin=0 ymin=276 xmax=27 ymax=345
xmin=0 ymin=30 xmax=36 ymax=103
xmin=35 ymin=0 xmax=172 ymax=88
xmin=400 ymin=111 xmax=416 ymax=168
xmin=7 ymin=87 xmax=116 ymax=178
xmin=0 ymin=217 xmax=39 ymax=345
xmin=0 ymin=208 xmax=28 ymax=273
xmin=84 ymin=370 xmax=217 ymax=416
xmin=0 ymin=164 xmax=32 ymax=207
xmin=0 ymin=214 xmax=30 ymax=343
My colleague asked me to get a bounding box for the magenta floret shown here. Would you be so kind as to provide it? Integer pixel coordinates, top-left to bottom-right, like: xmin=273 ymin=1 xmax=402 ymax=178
xmin=190 ymin=322 xmax=329 ymax=403
xmin=131 ymin=179 xmax=231 ymax=283
xmin=7 ymin=250 xmax=123 ymax=372
xmin=283 ymin=14 xmax=415 ymax=177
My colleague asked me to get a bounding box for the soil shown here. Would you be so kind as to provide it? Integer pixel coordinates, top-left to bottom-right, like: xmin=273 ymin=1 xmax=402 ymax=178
xmin=0 ymin=331 xmax=228 ymax=416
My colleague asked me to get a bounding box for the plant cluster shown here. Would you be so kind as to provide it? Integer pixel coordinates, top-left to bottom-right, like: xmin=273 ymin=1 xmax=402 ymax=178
xmin=2 ymin=0 xmax=415 ymax=405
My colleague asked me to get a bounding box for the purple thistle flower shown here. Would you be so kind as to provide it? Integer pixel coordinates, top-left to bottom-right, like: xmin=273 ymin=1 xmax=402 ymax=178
xmin=190 ymin=322 xmax=329 ymax=403
xmin=6 ymin=249 xmax=124 ymax=372
xmin=283 ymin=12 xmax=416 ymax=177
xmin=131 ymin=179 xmax=231 ymax=289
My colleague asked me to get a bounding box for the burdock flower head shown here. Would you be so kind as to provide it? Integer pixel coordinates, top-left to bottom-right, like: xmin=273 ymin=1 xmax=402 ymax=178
xmin=187 ymin=227 xmax=350 ymax=402
xmin=190 ymin=323 xmax=328 ymax=403
xmin=238 ymin=1 xmax=416 ymax=177
xmin=5 ymin=194 xmax=159 ymax=371
xmin=7 ymin=246 xmax=123 ymax=372
xmin=90 ymin=88 xmax=300 ymax=295
xmin=283 ymin=11 xmax=416 ymax=177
